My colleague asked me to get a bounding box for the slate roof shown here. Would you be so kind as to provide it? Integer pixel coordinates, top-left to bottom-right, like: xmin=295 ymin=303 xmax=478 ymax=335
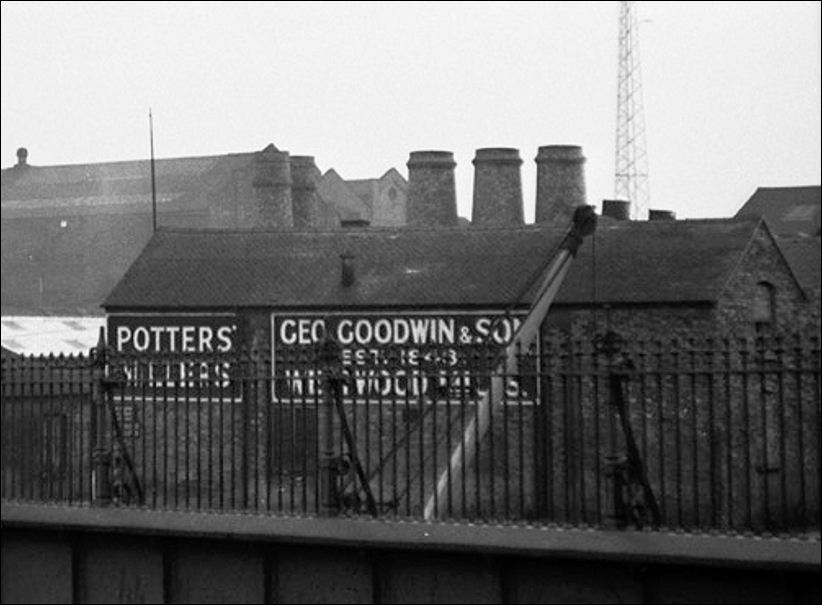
xmin=1 ymin=153 xmax=254 ymax=218
xmin=346 ymin=168 xmax=407 ymax=213
xmin=104 ymin=217 xmax=769 ymax=311
xmin=736 ymin=186 xmax=821 ymax=237
xmin=778 ymin=237 xmax=822 ymax=293
xmin=317 ymin=169 xmax=371 ymax=222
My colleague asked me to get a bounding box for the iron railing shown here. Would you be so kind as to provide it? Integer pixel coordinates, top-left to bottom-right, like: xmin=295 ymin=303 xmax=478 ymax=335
xmin=2 ymin=332 xmax=820 ymax=536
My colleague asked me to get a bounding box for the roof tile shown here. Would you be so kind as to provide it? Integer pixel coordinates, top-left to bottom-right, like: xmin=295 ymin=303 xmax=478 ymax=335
xmin=105 ymin=218 xmax=762 ymax=310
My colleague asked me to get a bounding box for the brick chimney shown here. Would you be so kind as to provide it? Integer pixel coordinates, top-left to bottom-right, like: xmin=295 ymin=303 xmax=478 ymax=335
xmin=341 ymin=253 xmax=356 ymax=287
xmin=535 ymin=145 xmax=586 ymax=224
xmin=406 ymin=151 xmax=457 ymax=228
xmin=648 ymin=209 xmax=676 ymax=221
xmin=471 ymin=148 xmax=524 ymax=227
xmin=601 ymin=199 xmax=631 ymax=221
xmin=252 ymin=144 xmax=293 ymax=228
xmin=290 ymin=155 xmax=322 ymax=230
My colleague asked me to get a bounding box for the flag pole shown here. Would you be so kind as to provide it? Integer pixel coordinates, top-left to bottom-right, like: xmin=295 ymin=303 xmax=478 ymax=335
xmin=149 ymin=109 xmax=157 ymax=232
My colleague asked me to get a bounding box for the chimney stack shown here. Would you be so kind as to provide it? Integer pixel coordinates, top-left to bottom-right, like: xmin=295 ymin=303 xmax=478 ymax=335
xmin=601 ymin=199 xmax=631 ymax=221
xmin=340 ymin=218 xmax=370 ymax=229
xmin=341 ymin=253 xmax=356 ymax=287
xmin=15 ymin=147 xmax=28 ymax=167
xmin=471 ymin=148 xmax=524 ymax=227
xmin=648 ymin=209 xmax=676 ymax=221
xmin=406 ymin=151 xmax=458 ymax=228
xmin=252 ymin=144 xmax=293 ymax=228
xmin=535 ymin=145 xmax=586 ymax=224
xmin=290 ymin=155 xmax=322 ymax=230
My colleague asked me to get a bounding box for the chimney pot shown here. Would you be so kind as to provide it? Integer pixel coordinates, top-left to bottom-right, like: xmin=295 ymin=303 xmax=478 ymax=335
xmin=340 ymin=218 xmax=370 ymax=229
xmin=471 ymin=148 xmax=524 ymax=226
xmin=601 ymin=199 xmax=632 ymax=221
xmin=406 ymin=151 xmax=457 ymax=228
xmin=535 ymin=145 xmax=586 ymax=224
xmin=15 ymin=147 xmax=28 ymax=167
xmin=648 ymin=209 xmax=677 ymax=221
xmin=341 ymin=253 xmax=356 ymax=287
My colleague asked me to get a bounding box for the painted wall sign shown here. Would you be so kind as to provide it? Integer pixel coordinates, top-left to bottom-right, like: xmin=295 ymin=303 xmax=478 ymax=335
xmin=107 ymin=314 xmax=239 ymax=388
xmin=271 ymin=312 xmax=535 ymax=402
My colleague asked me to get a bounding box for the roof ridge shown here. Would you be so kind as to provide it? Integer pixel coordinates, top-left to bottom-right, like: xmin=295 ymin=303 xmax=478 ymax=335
xmin=151 ymin=223 xmax=570 ymax=236
xmin=1 ymin=151 xmax=256 ymax=172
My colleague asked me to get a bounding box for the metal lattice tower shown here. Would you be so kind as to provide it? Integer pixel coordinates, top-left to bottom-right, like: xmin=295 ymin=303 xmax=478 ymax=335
xmin=615 ymin=1 xmax=650 ymax=220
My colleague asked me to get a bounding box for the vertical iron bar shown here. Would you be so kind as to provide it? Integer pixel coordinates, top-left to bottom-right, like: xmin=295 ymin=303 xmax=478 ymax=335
xmin=689 ymin=340 xmax=699 ymax=528
xmin=288 ymin=355 xmax=295 ymax=514
xmin=474 ymin=361 xmax=482 ymax=519
xmin=445 ymin=371 xmax=454 ymax=519
xmin=574 ymin=343 xmax=584 ymax=524
xmin=173 ymin=360 xmax=180 ymax=510
xmin=404 ymin=373 xmax=412 ymax=517
xmin=673 ymin=341 xmax=683 ymax=528
xmin=431 ymin=370 xmax=438 ymax=519
xmin=517 ymin=362 xmax=525 ymax=520
xmin=639 ymin=340 xmax=648 ymax=501
xmin=776 ymin=337 xmax=787 ymax=529
xmin=378 ymin=360 xmax=386 ymax=515
xmin=271 ymin=355 xmax=278 ymax=514
xmin=656 ymin=340 xmax=666 ymax=524
xmin=418 ymin=376 xmax=426 ymax=517
xmin=488 ymin=366 xmax=497 ymax=520
xmin=759 ymin=337 xmax=771 ymax=530
xmin=814 ymin=335 xmax=821 ymax=533
xmin=592 ymin=339 xmax=602 ymax=525
xmin=723 ymin=338 xmax=734 ymax=530
xmin=391 ymin=374 xmax=398 ymax=517
xmin=562 ymin=345 xmax=571 ymax=522
xmin=207 ymin=352 xmax=214 ymax=510
xmin=794 ymin=334 xmax=806 ymax=531
xmin=196 ymin=364 xmax=202 ymax=510
xmin=78 ymin=357 xmax=86 ymax=503
xmin=546 ymin=342 xmax=555 ymax=521
xmin=706 ymin=339 xmax=717 ymax=529
xmin=459 ymin=372 xmax=467 ymax=518
xmin=503 ymin=347 xmax=512 ymax=519
xmin=47 ymin=354 xmax=55 ymax=501
xmin=741 ymin=338 xmax=753 ymax=529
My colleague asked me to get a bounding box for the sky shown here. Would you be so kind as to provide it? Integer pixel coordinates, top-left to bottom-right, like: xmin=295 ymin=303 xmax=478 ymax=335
xmin=1 ymin=1 xmax=820 ymax=222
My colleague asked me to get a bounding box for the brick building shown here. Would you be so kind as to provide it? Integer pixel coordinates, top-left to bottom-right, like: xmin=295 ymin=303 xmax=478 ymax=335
xmin=735 ymin=186 xmax=821 ymax=327
xmin=549 ymin=215 xmax=811 ymax=339
xmin=1 ymin=145 xmax=407 ymax=315
xmin=102 ymin=215 xmax=809 ymax=349
xmin=95 ymin=142 xmax=813 ymax=345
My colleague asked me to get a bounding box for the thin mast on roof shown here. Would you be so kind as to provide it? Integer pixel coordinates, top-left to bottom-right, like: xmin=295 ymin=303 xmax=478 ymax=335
xmin=149 ymin=108 xmax=157 ymax=232
xmin=614 ymin=1 xmax=651 ymax=219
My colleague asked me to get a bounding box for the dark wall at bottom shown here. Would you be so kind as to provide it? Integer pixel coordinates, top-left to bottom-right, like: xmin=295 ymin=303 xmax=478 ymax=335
xmin=2 ymin=524 xmax=820 ymax=605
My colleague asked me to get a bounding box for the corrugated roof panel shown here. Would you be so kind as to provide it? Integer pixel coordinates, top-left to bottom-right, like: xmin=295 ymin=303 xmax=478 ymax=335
xmin=0 ymin=316 xmax=104 ymax=355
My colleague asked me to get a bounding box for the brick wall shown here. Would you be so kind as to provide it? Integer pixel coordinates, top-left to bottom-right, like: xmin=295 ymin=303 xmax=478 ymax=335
xmin=545 ymin=223 xmax=815 ymax=340
xmin=1 ymin=213 xmax=154 ymax=314
xmin=717 ymin=224 xmax=813 ymax=334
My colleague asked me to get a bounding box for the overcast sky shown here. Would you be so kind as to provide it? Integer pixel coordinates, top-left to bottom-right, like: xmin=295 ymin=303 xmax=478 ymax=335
xmin=2 ymin=1 xmax=820 ymax=221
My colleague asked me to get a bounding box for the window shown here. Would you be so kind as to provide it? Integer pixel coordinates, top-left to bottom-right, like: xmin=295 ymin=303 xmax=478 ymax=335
xmin=752 ymin=281 xmax=776 ymax=326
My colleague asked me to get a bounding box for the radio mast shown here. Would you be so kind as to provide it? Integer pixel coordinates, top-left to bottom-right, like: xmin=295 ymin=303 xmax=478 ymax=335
xmin=614 ymin=1 xmax=650 ymax=220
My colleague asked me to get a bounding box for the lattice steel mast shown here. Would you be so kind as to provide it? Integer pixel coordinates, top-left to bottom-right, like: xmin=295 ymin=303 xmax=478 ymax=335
xmin=615 ymin=1 xmax=650 ymax=220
